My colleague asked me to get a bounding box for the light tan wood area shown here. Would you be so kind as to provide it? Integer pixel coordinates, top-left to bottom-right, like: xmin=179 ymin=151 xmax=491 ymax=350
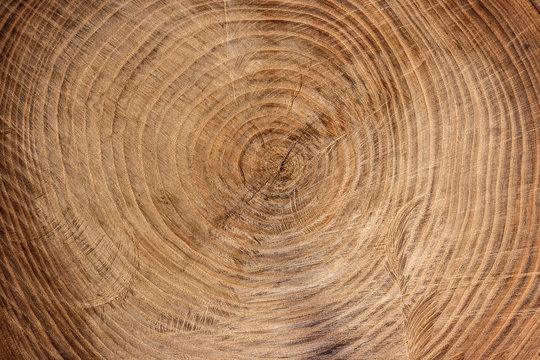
xmin=1 ymin=0 xmax=539 ymax=359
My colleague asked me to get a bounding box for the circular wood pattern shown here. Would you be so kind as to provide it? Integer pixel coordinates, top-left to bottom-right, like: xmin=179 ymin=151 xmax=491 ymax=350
xmin=1 ymin=0 xmax=539 ymax=359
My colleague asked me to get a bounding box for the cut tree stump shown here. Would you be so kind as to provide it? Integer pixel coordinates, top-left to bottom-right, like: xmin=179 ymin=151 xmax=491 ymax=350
xmin=1 ymin=0 xmax=539 ymax=359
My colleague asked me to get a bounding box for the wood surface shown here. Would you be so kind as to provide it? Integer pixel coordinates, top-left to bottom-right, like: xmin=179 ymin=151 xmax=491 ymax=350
xmin=1 ymin=0 xmax=539 ymax=359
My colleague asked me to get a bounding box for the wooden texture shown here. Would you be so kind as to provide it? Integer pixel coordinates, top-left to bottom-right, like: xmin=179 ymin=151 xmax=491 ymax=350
xmin=1 ymin=0 xmax=539 ymax=359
